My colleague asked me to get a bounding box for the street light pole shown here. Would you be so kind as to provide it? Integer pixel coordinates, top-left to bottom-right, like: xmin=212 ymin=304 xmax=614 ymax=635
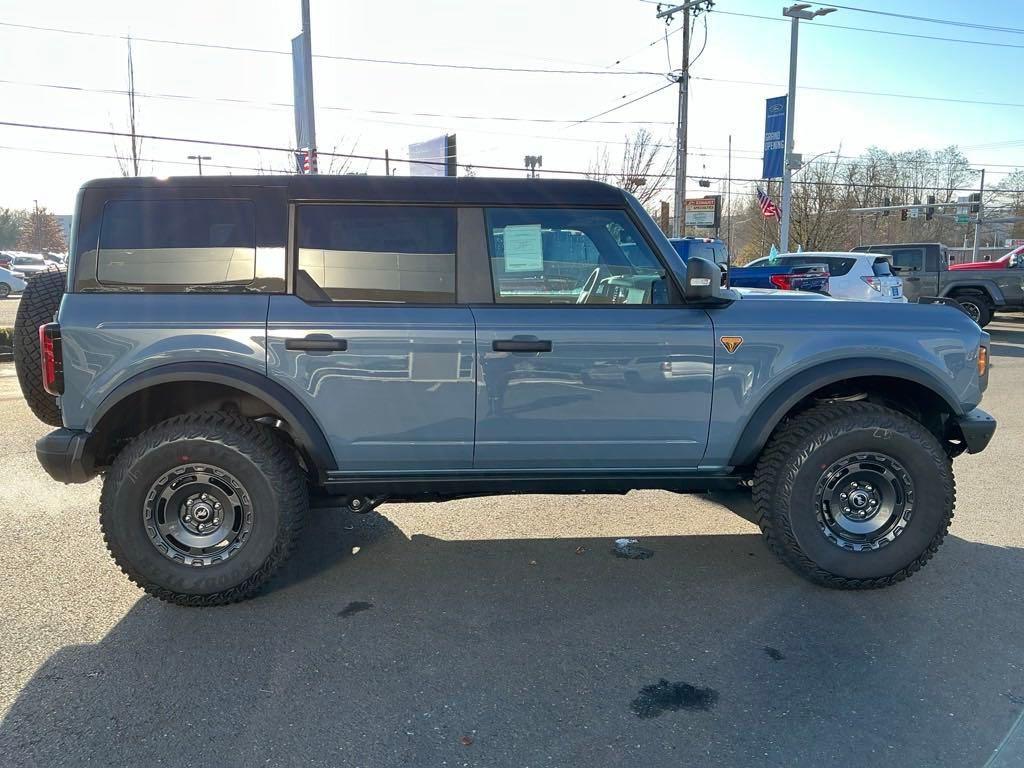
xmin=972 ymin=167 xmax=986 ymax=262
xmin=187 ymin=155 xmax=212 ymax=175
xmin=779 ymin=3 xmax=836 ymax=252
xmin=300 ymin=0 xmax=317 ymax=173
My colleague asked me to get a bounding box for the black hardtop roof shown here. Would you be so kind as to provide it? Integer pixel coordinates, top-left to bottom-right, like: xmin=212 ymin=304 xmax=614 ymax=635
xmin=79 ymin=175 xmax=631 ymax=207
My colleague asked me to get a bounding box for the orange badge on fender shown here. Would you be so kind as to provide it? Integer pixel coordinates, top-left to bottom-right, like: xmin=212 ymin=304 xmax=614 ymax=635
xmin=720 ymin=336 xmax=743 ymax=353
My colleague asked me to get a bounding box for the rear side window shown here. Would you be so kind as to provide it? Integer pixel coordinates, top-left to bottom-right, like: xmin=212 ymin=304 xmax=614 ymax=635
xmin=98 ymin=199 xmax=256 ymax=288
xmin=296 ymin=205 xmax=456 ymax=303
xmin=889 ymin=248 xmax=925 ymax=271
xmin=871 ymin=258 xmax=892 ymax=276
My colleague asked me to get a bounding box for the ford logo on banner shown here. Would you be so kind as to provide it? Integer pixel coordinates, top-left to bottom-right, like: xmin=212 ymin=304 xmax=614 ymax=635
xmin=762 ymin=95 xmax=787 ymax=180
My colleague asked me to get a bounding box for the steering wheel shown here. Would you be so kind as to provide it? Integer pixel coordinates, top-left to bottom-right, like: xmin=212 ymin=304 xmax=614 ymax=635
xmin=576 ymin=266 xmax=604 ymax=305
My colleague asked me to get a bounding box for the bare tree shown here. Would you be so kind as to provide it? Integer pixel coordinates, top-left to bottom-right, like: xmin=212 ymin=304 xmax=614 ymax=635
xmin=113 ymin=36 xmax=144 ymax=176
xmin=587 ymin=129 xmax=673 ymax=207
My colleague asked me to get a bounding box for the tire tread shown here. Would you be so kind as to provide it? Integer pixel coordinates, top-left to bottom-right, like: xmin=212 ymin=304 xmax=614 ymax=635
xmin=13 ymin=267 xmax=66 ymax=426
xmin=99 ymin=411 xmax=307 ymax=606
xmin=753 ymin=401 xmax=955 ymax=590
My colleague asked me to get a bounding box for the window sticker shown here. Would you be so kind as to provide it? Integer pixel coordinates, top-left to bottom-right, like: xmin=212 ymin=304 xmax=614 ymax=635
xmin=503 ymin=224 xmax=544 ymax=272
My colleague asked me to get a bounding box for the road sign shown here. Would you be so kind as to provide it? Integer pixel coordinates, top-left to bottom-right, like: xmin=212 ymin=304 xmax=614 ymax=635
xmin=684 ymin=197 xmax=719 ymax=228
xmin=956 ymin=214 xmax=970 ymax=225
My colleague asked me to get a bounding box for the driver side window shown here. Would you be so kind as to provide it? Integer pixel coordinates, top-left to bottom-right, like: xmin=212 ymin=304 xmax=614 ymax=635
xmin=484 ymin=207 xmax=668 ymax=305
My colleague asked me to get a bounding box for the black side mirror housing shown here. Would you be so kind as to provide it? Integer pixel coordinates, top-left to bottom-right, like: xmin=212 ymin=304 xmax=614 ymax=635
xmin=684 ymin=256 xmax=734 ymax=303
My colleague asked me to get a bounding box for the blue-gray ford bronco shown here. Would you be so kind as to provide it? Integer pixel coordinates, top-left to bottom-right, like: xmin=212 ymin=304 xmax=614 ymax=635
xmin=15 ymin=176 xmax=996 ymax=605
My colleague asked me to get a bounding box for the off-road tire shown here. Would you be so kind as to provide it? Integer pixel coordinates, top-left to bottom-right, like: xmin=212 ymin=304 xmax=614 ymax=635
xmin=100 ymin=412 xmax=307 ymax=606
xmin=753 ymin=402 xmax=955 ymax=589
xmin=13 ymin=267 xmax=66 ymax=426
xmin=952 ymin=290 xmax=992 ymax=328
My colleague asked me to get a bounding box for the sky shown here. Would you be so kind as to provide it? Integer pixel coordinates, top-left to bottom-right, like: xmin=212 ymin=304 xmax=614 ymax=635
xmin=1 ymin=0 xmax=1023 ymax=213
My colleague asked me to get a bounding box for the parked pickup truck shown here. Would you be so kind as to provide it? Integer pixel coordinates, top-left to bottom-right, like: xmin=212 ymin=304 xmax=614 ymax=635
xmin=853 ymin=242 xmax=1024 ymax=326
xmin=949 ymin=245 xmax=1023 ymax=271
xmin=16 ymin=176 xmax=995 ymax=605
xmin=668 ymin=238 xmax=830 ymax=294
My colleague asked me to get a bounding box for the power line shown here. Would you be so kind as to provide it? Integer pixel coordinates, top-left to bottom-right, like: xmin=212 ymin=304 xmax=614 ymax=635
xmin=648 ymin=0 xmax=1024 ymax=36
xmin=691 ymin=75 xmax=1024 ymax=111
xmin=711 ymin=8 xmax=1024 ymax=52
xmin=567 ymin=81 xmax=676 ymax=126
xmin=0 ymin=118 xmax=1016 ymax=192
xmin=0 ymin=143 xmax=270 ymax=173
xmin=0 ymin=20 xmax=662 ymax=77
xmin=820 ymin=3 xmax=1024 ymax=36
xmin=5 ymin=77 xmax=1024 ymax=173
xmin=3 ymin=16 xmax=1020 ymax=112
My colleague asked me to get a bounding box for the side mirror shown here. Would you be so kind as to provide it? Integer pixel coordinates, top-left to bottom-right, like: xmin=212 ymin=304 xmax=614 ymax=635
xmin=685 ymin=256 xmax=729 ymax=302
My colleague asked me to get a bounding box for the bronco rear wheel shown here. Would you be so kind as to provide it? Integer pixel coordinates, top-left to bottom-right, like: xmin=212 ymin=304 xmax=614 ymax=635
xmin=100 ymin=412 xmax=307 ymax=606
xmin=753 ymin=402 xmax=955 ymax=589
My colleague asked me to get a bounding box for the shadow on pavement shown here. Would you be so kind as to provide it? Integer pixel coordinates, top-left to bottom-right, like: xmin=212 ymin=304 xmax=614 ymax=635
xmin=2 ymin=507 xmax=1023 ymax=767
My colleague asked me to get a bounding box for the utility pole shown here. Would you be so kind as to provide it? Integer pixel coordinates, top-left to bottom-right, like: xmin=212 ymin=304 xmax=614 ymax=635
xmin=385 ymin=149 xmax=390 ymax=176
xmin=779 ymin=4 xmax=837 ymax=251
xmin=675 ymin=7 xmax=689 ymax=237
xmin=657 ymin=1 xmax=712 ymax=237
xmin=972 ymin=167 xmax=986 ymax=262
xmin=726 ymin=134 xmax=732 ymax=259
xmin=300 ymin=0 xmax=317 ymax=173
xmin=187 ymin=155 xmax=211 ymax=175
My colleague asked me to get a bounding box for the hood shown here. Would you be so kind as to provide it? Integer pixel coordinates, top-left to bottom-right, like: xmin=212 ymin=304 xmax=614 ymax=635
xmin=734 ymin=287 xmax=834 ymax=301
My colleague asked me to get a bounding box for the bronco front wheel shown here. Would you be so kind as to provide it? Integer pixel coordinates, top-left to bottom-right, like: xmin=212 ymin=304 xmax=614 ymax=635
xmin=100 ymin=412 xmax=307 ymax=605
xmin=753 ymin=402 xmax=955 ymax=589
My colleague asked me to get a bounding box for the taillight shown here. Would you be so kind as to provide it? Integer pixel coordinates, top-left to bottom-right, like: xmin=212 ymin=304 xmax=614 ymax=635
xmin=861 ymin=276 xmax=883 ymax=292
xmin=39 ymin=323 xmax=63 ymax=395
xmin=769 ymin=274 xmax=793 ymax=290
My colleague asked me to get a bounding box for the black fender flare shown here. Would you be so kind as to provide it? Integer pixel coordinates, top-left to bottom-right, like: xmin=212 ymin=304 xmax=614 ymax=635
xmin=728 ymin=358 xmax=964 ymax=468
xmin=940 ymin=279 xmax=1005 ymax=306
xmin=89 ymin=361 xmax=337 ymax=478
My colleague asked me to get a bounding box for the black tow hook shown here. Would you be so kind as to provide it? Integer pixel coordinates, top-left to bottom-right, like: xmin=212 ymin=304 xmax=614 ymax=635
xmin=344 ymin=495 xmax=388 ymax=514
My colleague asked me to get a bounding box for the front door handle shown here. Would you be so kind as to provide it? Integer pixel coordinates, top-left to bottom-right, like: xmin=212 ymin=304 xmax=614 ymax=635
xmin=493 ymin=339 xmax=552 ymax=353
xmin=904 ymin=276 xmax=920 ymax=282
xmin=286 ymin=335 xmax=348 ymax=353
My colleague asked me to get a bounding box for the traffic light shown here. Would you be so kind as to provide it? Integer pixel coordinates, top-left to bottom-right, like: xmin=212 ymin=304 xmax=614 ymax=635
xmin=900 ymin=208 xmax=908 ymax=222
xmin=969 ymin=192 xmax=981 ymax=215
xmin=883 ymin=197 xmax=891 ymax=216
xmin=926 ymin=195 xmax=936 ymax=221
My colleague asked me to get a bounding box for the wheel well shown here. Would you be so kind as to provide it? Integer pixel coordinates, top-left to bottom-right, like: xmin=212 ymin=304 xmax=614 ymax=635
xmin=90 ymin=380 xmax=311 ymax=474
xmin=765 ymin=375 xmax=959 ymax=459
xmin=948 ymin=288 xmax=988 ymax=300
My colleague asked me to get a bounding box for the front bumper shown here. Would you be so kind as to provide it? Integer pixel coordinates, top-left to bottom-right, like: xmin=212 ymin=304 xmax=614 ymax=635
xmin=954 ymin=408 xmax=997 ymax=454
xmin=36 ymin=428 xmax=96 ymax=484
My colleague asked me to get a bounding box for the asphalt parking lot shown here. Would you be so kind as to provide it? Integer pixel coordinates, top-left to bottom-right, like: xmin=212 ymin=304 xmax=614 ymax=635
xmin=0 ymin=295 xmax=21 ymax=328
xmin=1 ymin=317 xmax=1022 ymax=767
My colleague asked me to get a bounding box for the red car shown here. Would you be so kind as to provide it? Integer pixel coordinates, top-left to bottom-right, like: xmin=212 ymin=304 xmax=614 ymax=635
xmin=950 ymin=245 xmax=1023 ymax=270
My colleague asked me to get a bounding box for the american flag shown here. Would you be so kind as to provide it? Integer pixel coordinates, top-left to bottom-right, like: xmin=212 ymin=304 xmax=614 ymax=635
xmin=757 ymin=187 xmax=781 ymax=221
xmin=303 ymin=149 xmax=317 ymax=174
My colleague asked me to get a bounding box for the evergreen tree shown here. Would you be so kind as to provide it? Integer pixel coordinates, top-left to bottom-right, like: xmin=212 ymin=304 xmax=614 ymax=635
xmin=17 ymin=207 xmax=67 ymax=254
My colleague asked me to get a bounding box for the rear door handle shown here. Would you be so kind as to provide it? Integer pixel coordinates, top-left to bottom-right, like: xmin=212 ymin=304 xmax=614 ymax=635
xmin=492 ymin=339 xmax=552 ymax=353
xmin=285 ymin=335 xmax=348 ymax=352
